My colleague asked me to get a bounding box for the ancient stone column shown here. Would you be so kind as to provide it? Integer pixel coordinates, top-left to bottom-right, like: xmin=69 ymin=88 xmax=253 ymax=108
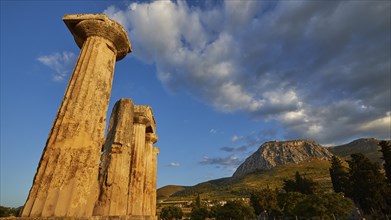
xmin=93 ymin=98 xmax=134 ymax=216
xmin=127 ymin=113 xmax=150 ymax=215
xmin=151 ymin=146 xmax=160 ymax=218
xmin=143 ymin=134 xmax=158 ymax=216
xmin=21 ymin=14 xmax=131 ymax=217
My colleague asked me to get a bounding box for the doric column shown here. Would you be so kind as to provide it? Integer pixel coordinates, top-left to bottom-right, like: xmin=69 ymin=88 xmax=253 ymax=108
xmin=151 ymin=146 xmax=160 ymax=218
xmin=127 ymin=114 xmax=150 ymax=215
xmin=21 ymin=14 xmax=131 ymax=217
xmin=93 ymin=98 xmax=134 ymax=216
xmin=143 ymin=134 xmax=158 ymax=216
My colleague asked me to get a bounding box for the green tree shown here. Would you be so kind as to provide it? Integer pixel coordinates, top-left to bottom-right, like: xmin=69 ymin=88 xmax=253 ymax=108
xmin=283 ymin=171 xmax=318 ymax=194
xmin=277 ymin=192 xmax=353 ymax=218
xmin=250 ymin=188 xmax=280 ymax=216
xmin=191 ymin=193 xmax=204 ymax=210
xmin=190 ymin=194 xmax=209 ymax=220
xmin=292 ymin=194 xmax=328 ymax=218
xmin=379 ymin=140 xmax=391 ymax=184
xmin=329 ymin=156 xmax=350 ymax=194
xmin=321 ymin=193 xmax=354 ymax=218
xmin=160 ymin=205 xmax=183 ymax=220
xmin=190 ymin=207 xmax=209 ymax=220
xmin=277 ymin=192 xmax=305 ymax=216
xmin=289 ymin=193 xmax=354 ymax=219
xmin=348 ymin=153 xmax=388 ymax=215
xmin=212 ymin=200 xmax=255 ymax=220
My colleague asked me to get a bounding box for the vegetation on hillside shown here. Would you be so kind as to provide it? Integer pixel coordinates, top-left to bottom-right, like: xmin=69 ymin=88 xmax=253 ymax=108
xmin=328 ymin=138 xmax=383 ymax=163
xmin=159 ymin=205 xmax=183 ymax=220
xmin=190 ymin=194 xmax=209 ymax=220
xmin=283 ymin=171 xmax=318 ymax=194
xmin=329 ymin=156 xmax=349 ymax=194
xmin=0 ymin=206 xmax=22 ymax=217
xmin=159 ymin=138 xmax=389 ymax=202
xmin=160 ymin=139 xmax=391 ymax=219
xmin=211 ymin=200 xmax=255 ymax=220
xmin=379 ymin=140 xmax=391 ymax=184
xmin=167 ymin=159 xmax=332 ymax=200
xmin=187 ymin=176 xmax=354 ymax=219
xmin=328 ymin=141 xmax=391 ymax=217
xmin=250 ymin=187 xmax=279 ymax=216
xmin=329 ymin=151 xmax=391 ymax=217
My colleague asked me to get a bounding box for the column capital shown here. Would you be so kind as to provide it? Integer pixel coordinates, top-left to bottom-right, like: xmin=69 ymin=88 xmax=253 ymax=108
xmin=134 ymin=114 xmax=151 ymax=126
xmin=63 ymin=14 xmax=131 ymax=61
xmin=145 ymin=133 xmax=158 ymax=144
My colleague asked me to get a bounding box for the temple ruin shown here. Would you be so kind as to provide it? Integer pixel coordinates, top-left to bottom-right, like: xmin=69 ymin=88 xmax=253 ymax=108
xmin=20 ymin=14 xmax=159 ymax=220
xmin=94 ymin=101 xmax=159 ymax=218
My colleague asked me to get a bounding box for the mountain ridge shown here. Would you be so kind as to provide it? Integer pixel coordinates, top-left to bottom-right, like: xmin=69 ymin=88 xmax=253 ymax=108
xmin=233 ymin=139 xmax=333 ymax=178
xmin=158 ymin=138 xmax=387 ymax=200
xmin=328 ymin=137 xmax=382 ymax=163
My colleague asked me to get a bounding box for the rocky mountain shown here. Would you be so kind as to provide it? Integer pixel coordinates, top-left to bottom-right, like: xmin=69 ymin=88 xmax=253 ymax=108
xmin=232 ymin=140 xmax=333 ymax=178
xmin=161 ymin=159 xmax=332 ymax=199
xmin=158 ymin=138 xmax=388 ymax=200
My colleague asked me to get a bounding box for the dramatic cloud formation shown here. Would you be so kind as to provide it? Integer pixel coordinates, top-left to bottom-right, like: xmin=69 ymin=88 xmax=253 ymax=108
xmin=37 ymin=51 xmax=76 ymax=82
xmin=104 ymin=1 xmax=390 ymax=144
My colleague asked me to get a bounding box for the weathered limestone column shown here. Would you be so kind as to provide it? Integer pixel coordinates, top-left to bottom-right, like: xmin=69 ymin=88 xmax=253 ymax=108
xmin=151 ymin=146 xmax=160 ymax=218
xmin=127 ymin=114 xmax=150 ymax=215
xmin=22 ymin=14 xmax=131 ymax=217
xmin=143 ymin=134 xmax=158 ymax=216
xmin=94 ymin=98 xmax=134 ymax=216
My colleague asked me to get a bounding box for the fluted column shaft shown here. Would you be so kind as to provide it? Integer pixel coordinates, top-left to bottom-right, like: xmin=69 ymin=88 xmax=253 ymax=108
xmin=127 ymin=115 xmax=150 ymax=215
xmin=93 ymin=99 xmax=134 ymax=216
xmin=23 ymin=36 xmax=116 ymax=217
xmin=22 ymin=14 xmax=131 ymax=217
xmin=151 ymin=146 xmax=160 ymax=218
xmin=143 ymin=134 xmax=158 ymax=216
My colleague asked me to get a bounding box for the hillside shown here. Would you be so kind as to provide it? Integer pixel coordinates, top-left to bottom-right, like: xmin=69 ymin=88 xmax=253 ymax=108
xmin=158 ymin=138 xmax=387 ymax=201
xmin=163 ymin=159 xmax=332 ymax=200
xmin=233 ymin=140 xmax=333 ymax=178
xmin=328 ymin=138 xmax=382 ymax=163
xmin=157 ymin=185 xmax=188 ymax=200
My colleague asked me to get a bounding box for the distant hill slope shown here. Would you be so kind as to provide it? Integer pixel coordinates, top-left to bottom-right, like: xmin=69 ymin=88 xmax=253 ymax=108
xmin=167 ymin=159 xmax=332 ymax=199
xmin=328 ymin=138 xmax=382 ymax=163
xmin=157 ymin=185 xmax=187 ymax=200
xmin=233 ymin=140 xmax=333 ymax=178
xmin=158 ymin=138 xmax=387 ymax=201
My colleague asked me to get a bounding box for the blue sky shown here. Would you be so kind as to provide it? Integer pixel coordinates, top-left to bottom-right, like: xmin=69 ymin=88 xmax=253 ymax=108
xmin=1 ymin=0 xmax=390 ymax=207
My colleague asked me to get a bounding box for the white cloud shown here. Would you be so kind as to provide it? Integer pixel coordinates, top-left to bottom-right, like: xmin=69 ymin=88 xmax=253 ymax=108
xmin=231 ymin=135 xmax=243 ymax=142
xmin=37 ymin=51 xmax=76 ymax=82
xmin=215 ymin=82 xmax=253 ymax=112
xmin=168 ymin=162 xmax=180 ymax=167
xmin=104 ymin=0 xmax=390 ymax=144
xmin=282 ymin=110 xmax=307 ymax=124
xmin=209 ymin=129 xmax=217 ymax=134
